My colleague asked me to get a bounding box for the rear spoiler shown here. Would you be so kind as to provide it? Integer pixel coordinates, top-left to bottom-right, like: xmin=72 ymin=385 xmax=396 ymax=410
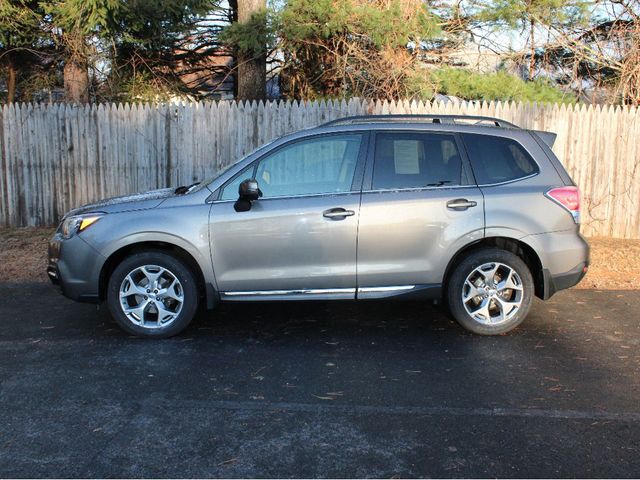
xmin=532 ymin=130 xmax=557 ymax=148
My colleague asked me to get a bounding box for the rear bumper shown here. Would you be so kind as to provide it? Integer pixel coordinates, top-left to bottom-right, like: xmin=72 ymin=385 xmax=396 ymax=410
xmin=48 ymin=232 xmax=105 ymax=303
xmin=522 ymin=229 xmax=590 ymax=300
xmin=543 ymin=261 xmax=589 ymax=300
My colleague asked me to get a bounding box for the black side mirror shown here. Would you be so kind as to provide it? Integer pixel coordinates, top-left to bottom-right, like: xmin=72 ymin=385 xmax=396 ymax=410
xmin=234 ymin=179 xmax=262 ymax=212
xmin=238 ymin=179 xmax=262 ymax=201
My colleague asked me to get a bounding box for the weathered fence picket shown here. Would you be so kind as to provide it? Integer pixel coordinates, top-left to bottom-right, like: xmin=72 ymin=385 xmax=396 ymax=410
xmin=0 ymin=99 xmax=639 ymax=238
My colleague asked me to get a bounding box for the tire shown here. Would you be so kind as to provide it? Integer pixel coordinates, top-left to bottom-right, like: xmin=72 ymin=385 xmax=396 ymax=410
xmin=107 ymin=250 xmax=199 ymax=338
xmin=446 ymin=248 xmax=534 ymax=335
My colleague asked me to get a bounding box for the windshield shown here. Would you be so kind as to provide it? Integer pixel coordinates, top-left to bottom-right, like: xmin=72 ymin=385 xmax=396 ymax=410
xmin=189 ymin=140 xmax=277 ymax=193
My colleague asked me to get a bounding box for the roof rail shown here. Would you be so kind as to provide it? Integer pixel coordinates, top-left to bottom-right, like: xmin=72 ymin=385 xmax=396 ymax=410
xmin=320 ymin=114 xmax=520 ymax=129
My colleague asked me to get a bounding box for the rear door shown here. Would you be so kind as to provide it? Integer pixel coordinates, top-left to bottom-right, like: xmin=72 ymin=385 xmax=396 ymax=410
xmin=356 ymin=130 xmax=485 ymax=296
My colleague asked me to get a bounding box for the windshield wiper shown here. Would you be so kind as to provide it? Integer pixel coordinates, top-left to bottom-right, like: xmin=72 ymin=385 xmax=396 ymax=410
xmin=425 ymin=180 xmax=452 ymax=187
xmin=174 ymin=182 xmax=200 ymax=195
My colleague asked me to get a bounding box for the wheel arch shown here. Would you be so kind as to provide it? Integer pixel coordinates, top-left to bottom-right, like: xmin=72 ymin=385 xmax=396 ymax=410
xmin=443 ymin=236 xmax=545 ymax=299
xmin=99 ymin=241 xmax=216 ymax=309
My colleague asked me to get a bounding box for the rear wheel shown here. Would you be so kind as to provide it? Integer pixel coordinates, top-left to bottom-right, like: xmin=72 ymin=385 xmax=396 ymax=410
xmin=107 ymin=251 xmax=199 ymax=338
xmin=446 ymin=248 xmax=534 ymax=335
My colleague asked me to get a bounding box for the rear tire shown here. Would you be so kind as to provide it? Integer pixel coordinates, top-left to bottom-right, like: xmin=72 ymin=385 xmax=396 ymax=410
xmin=446 ymin=248 xmax=534 ymax=335
xmin=107 ymin=251 xmax=199 ymax=338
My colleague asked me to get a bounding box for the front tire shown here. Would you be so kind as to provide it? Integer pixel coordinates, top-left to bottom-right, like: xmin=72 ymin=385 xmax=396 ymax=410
xmin=107 ymin=251 xmax=199 ymax=338
xmin=446 ymin=248 xmax=534 ymax=335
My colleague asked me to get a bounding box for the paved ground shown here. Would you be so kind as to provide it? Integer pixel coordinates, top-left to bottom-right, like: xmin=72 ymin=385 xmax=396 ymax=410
xmin=1 ymin=283 xmax=639 ymax=478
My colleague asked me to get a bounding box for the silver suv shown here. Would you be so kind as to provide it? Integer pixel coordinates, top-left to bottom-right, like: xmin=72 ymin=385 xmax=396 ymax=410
xmin=48 ymin=115 xmax=589 ymax=337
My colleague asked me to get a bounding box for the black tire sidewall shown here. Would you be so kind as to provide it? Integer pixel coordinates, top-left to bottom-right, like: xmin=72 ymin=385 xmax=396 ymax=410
xmin=107 ymin=251 xmax=199 ymax=338
xmin=447 ymin=248 xmax=534 ymax=335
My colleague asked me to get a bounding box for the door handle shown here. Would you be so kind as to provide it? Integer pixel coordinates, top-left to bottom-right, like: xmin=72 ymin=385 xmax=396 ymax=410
xmin=323 ymin=208 xmax=355 ymax=219
xmin=446 ymin=199 xmax=478 ymax=210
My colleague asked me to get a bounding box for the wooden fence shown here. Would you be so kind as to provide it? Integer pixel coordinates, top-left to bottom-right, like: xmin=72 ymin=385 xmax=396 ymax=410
xmin=1 ymin=99 xmax=639 ymax=238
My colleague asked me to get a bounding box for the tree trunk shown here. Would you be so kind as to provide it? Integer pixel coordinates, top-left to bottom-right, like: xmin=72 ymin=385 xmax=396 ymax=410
xmin=63 ymin=58 xmax=89 ymax=104
xmin=236 ymin=0 xmax=266 ymax=101
xmin=6 ymin=60 xmax=17 ymax=103
xmin=529 ymin=19 xmax=536 ymax=80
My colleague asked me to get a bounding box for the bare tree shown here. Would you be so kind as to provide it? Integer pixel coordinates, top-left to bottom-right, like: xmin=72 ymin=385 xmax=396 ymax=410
xmin=532 ymin=0 xmax=639 ymax=104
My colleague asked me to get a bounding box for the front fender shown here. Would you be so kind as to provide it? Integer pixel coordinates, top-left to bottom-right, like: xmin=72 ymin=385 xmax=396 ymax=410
xmin=81 ymin=203 xmax=217 ymax=299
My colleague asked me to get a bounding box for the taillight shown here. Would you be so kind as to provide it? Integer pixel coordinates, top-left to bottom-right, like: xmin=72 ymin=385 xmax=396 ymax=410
xmin=546 ymin=186 xmax=580 ymax=223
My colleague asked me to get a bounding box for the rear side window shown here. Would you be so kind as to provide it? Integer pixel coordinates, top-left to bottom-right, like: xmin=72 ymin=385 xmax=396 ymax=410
xmin=462 ymin=134 xmax=539 ymax=185
xmin=372 ymin=133 xmax=463 ymax=189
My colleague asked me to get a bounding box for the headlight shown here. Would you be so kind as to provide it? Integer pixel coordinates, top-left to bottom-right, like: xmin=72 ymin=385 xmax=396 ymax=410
xmin=60 ymin=213 xmax=104 ymax=239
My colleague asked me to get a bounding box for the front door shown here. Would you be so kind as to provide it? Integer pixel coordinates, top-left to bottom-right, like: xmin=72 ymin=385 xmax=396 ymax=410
xmin=209 ymin=133 xmax=367 ymax=300
xmin=356 ymin=131 xmax=485 ymax=295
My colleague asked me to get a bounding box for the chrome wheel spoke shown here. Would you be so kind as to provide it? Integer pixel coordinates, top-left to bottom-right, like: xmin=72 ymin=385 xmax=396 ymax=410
xmin=141 ymin=266 xmax=163 ymax=284
xmin=496 ymin=269 xmax=522 ymax=292
xmin=120 ymin=274 xmax=147 ymax=298
xmin=154 ymin=301 xmax=175 ymax=325
xmin=160 ymin=279 xmax=183 ymax=302
xmin=480 ymin=263 xmax=500 ymax=284
xmin=463 ymin=280 xmax=483 ymax=302
xmin=472 ymin=297 xmax=492 ymax=322
xmin=495 ymin=297 xmax=519 ymax=319
xmin=123 ymin=299 xmax=150 ymax=324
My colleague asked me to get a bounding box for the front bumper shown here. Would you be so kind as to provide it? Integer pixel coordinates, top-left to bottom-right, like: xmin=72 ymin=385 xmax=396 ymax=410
xmin=48 ymin=232 xmax=105 ymax=303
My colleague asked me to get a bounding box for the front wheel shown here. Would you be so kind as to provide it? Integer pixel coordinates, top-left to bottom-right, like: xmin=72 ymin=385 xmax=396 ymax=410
xmin=107 ymin=251 xmax=199 ymax=338
xmin=446 ymin=248 xmax=534 ymax=335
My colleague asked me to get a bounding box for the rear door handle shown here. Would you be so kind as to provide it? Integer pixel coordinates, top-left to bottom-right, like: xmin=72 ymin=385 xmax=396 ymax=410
xmin=446 ymin=199 xmax=478 ymax=211
xmin=323 ymin=208 xmax=355 ymax=219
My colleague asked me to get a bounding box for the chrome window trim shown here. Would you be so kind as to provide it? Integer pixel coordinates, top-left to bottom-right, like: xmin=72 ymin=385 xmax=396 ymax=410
xmin=360 ymin=184 xmax=478 ymax=195
xmin=475 ymin=171 xmax=540 ymax=188
xmin=210 ymin=190 xmax=360 ymax=204
xmin=210 ymin=174 xmax=540 ymax=201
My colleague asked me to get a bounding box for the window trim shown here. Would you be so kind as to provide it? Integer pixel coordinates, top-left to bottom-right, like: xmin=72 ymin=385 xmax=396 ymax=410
xmin=362 ymin=130 xmax=475 ymax=193
xmin=459 ymin=133 xmax=541 ymax=187
xmin=212 ymin=131 xmax=371 ymax=202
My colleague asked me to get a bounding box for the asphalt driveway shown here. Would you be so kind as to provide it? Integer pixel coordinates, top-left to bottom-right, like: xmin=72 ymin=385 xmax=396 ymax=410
xmin=0 ymin=283 xmax=639 ymax=478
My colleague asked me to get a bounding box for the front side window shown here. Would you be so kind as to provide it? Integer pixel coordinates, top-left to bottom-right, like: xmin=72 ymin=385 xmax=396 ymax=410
xmin=462 ymin=133 xmax=539 ymax=185
xmin=372 ymin=133 xmax=463 ymax=190
xmin=221 ymin=134 xmax=363 ymax=200
xmin=220 ymin=164 xmax=255 ymax=200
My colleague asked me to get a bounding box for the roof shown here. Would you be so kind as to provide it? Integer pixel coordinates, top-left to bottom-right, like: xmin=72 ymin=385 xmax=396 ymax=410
xmin=319 ymin=114 xmax=520 ymax=129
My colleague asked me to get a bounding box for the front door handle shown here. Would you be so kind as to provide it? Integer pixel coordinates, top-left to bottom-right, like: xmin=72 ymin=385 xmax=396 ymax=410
xmin=446 ymin=199 xmax=478 ymax=211
xmin=323 ymin=208 xmax=355 ymax=219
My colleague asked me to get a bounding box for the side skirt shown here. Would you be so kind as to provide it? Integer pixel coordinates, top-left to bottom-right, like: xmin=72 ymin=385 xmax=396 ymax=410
xmin=220 ymin=288 xmax=355 ymax=302
xmin=219 ymin=285 xmax=442 ymax=302
xmin=357 ymin=284 xmax=441 ymax=300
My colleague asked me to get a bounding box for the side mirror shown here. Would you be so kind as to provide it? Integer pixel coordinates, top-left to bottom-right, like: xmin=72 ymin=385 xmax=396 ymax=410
xmin=238 ymin=179 xmax=262 ymax=201
xmin=234 ymin=179 xmax=262 ymax=212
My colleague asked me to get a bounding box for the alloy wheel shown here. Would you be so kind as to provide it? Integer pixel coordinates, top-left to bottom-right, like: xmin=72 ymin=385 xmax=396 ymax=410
xmin=461 ymin=262 xmax=524 ymax=325
xmin=119 ymin=265 xmax=184 ymax=328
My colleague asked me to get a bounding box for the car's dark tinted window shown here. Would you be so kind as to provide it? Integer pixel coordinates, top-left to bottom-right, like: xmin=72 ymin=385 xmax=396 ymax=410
xmin=372 ymin=133 xmax=463 ymax=189
xmin=462 ymin=134 xmax=539 ymax=185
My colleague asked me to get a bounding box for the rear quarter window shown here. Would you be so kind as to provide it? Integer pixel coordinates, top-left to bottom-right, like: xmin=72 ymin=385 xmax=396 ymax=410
xmin=462 ymin=133 xmax=539 ymax=185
